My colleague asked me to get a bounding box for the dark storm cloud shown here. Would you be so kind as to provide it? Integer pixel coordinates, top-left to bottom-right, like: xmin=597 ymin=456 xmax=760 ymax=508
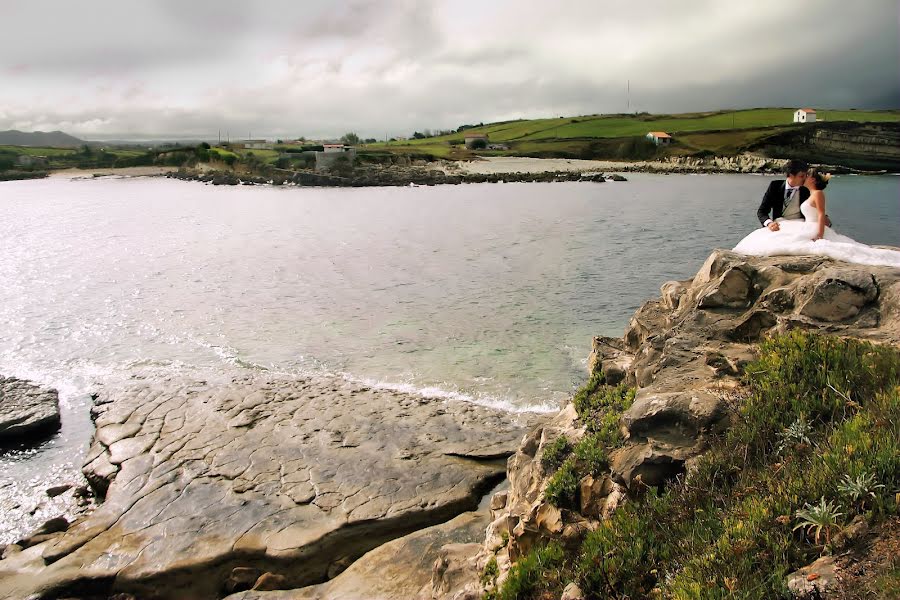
xmin=0 ymin=0 xmax=896 ymax=139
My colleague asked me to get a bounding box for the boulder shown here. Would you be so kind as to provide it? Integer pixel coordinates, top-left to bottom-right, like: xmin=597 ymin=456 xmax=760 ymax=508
xmin=561 ymin=582 xmax=586 ymax=600
xmin=785 ymin=555 xmax=837 ymax=598
xmin=799 ymin=269 xmax=879 ymax=322
xmin=621 ymin=390 xmax=729 ymax=443
xmin=46 ymin=484 xmax=73 ymax=498
xmin=609 ymin=442 xmax=688 ymax=488
xmin=0 ymin=377 xmax=61 ymax=442
xmin=698 ymin=267 xmax=753 ymax=309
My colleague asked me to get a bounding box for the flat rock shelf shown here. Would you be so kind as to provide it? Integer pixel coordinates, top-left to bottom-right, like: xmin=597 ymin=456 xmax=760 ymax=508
xmin=0 ymin=374 xmax=542 ymax=599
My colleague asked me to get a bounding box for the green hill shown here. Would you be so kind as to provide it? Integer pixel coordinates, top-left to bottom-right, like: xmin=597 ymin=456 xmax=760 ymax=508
xmin=368 ymin=108 xmax=900 ymax=161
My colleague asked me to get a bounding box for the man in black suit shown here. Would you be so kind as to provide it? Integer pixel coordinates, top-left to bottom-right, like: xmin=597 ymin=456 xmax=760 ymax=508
xmin=757 ymin=159 xmax=810 ymax=231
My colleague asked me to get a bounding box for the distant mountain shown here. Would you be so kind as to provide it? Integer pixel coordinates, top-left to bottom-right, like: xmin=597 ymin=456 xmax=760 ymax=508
xmin=0 ymin=130 xmax=86 ymax=147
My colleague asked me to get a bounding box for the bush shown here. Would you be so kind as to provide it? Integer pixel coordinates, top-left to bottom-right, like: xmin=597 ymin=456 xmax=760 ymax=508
xmin=540 ymin=436 xmax=572 ymax=472
xmin=574 ymin=331 xmax=900 ymax=598
xmin=492 ymin=542 xmax=565 ymax=600
xmin=545 ymin=458 xmax=579 ymax=508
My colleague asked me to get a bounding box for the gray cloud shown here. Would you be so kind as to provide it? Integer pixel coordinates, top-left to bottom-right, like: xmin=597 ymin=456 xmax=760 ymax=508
xmin=0 ymin=0 xmax=897 ymax=140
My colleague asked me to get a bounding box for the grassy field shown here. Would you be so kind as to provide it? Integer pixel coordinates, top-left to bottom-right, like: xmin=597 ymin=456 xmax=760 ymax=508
xmin=366 ymin=107 xmax=900 ymax=161
xmin=390 ymin=108 xmax=900 ymax=146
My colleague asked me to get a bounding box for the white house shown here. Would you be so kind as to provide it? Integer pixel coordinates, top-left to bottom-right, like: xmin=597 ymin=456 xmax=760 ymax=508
xmin=322 ymin=143 xmax=351 ymax=153
xmin=646 ymin=131 xmax=672 ymax=145
xmin=793 ymin=108 xmax=817 ymax=123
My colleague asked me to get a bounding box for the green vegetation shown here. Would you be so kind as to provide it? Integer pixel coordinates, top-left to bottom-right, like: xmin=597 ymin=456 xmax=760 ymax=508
xmin=368 ymin=107 xmax=900 ymax=162
xmin=541 ymin=375 xmax=636 ymax=509
xmin=540 ymin=436 xmax=572 ymax=472
xmin=490 ymin=331 xmax=900 ymax=599
xmin=485 ymin=542 xmax=566 ymax=600
xmin=398 ymin=108 xmax=900 ymax=146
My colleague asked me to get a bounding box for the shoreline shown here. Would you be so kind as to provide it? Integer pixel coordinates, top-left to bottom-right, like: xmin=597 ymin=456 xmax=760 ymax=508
xmin=6 ymin=155 xmax=891 ymax=188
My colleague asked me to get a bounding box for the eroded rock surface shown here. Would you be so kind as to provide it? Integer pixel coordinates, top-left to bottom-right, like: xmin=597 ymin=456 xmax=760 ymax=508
xmin=224 ymin=507 xmax=491 ymax=600
xmin=0 ymin=377 xmax=60 ymax=443
xmin=0 ymin=374 xmax=539 ymax=600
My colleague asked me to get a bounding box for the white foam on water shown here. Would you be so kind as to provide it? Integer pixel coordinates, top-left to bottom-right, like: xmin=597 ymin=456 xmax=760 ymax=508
xmin=344 ymin=373 xmax=560 ymax=414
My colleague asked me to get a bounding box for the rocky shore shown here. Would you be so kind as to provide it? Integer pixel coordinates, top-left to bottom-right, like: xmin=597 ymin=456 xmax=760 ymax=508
xmin=3 ymin=250 xmax=899 ymax=599
xmin=165 ymin=165 xmax=626 ymax=188
xmin=0 ymin=374 xmax=542 ymax=599
xmin=419 ymin=250 xmax=900 ymax=600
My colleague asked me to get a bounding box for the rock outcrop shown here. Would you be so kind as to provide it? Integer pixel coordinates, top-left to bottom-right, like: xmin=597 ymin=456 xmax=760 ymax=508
xmin=0 ymin=377 xmax=61 ymax=443
xmin=0 ymin=374 xmax=541 ymax=600
xmin=426 ymin=250 xmax=900 ymax=599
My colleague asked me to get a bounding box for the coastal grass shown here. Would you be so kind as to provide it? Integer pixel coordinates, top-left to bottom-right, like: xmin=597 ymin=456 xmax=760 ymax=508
xmin=491 ymin=331 xmax=900 ymax=599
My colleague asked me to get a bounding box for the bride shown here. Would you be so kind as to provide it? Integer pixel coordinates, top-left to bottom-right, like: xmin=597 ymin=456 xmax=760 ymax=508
xmin=733 ymin=169 xmax=900 ymax=268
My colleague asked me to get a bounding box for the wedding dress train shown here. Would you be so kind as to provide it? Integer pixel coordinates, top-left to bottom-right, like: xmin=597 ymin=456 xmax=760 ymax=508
xmin=733 ymin=200 xmax=900 ymax=268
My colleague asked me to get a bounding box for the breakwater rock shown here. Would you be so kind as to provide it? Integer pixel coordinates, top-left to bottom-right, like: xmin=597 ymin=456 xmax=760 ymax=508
xmin=166 ymin=166 xmax=625 ymax=188
xmin=425 ymin=249 xmax=900 ymax=599
xmin=0 ymin=374 xmax=542 ymax=599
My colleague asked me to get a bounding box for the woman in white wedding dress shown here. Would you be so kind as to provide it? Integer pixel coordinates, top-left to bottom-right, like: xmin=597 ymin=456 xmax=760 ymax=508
xmin=733 ymin=170 xmax=900 ymax=268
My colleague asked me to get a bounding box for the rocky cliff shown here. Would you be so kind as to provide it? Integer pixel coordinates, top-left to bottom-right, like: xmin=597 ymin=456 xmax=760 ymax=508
xmin=425 ymin=250 xmax=900 ymax=600
xmin=750 ymin=121 xmax=900 ymax=172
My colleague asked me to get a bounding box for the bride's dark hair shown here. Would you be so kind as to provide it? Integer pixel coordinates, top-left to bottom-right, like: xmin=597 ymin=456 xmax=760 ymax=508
xmin=808 ymin=169 xmax=831 ymax=190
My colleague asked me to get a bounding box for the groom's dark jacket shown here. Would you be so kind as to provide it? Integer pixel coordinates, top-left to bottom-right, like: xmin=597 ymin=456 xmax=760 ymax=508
xmin=757 ymin=180 xmax=810 ymax=226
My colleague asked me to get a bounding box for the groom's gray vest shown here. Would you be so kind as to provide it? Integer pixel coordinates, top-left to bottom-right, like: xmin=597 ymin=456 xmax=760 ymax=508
xmin=782 ymin=189 xmax=804 ymax=220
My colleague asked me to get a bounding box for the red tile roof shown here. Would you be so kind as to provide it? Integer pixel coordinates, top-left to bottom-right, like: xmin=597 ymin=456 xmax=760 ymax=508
xmin=799 ymin=108 xmax=817 ymax=112
xmin=648 ymin=131 xmax=671 ymax=138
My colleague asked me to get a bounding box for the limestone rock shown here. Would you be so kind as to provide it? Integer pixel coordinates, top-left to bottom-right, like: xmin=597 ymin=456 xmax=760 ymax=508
xmin=698 ymin=266 xmax=753 ymax=308
xmin=622 ymin=390 xmax=729 ymax=443
xmin=609 ymin=442 xmax=688 ymax=488
xmin=0 ymin=377 xmax=60 ymax=442
xmin=252 ymin=573 xmax=288 ymax=591
xmin=785 ymin=555 xmax=837 ymax=598
xmin=561 ymin=582 xmax=586 ymax=600
xmin=799 ymin=268 xmax=879 ymax=322
xmin=489 ymin=491 xmax=508 ymax=513
xmin=46 ymin=484 xmax=73 ymax=498
xmin=429 ymin=543 xmax=484 ymax=600
xmin=226 ymin=567 xmax=263 ymax=594
xmin=229 ymin=510 xmax=491 ymax=600
xmin=0 ymin=374 xmax=538 ymax=600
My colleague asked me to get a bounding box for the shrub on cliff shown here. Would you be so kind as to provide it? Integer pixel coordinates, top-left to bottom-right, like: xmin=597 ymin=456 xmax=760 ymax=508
xmin=577 ymin=331 xmax=900 ymax=598
xmin=543 ymin=376 xmax=635 ymax=508
xmin=495 ymin=331 xmax=900 ymax=599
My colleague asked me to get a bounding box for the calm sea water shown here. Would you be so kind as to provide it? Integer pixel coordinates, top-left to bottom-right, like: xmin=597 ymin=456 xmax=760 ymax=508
xmin=1 ymin=172 xmax=898 ymax=542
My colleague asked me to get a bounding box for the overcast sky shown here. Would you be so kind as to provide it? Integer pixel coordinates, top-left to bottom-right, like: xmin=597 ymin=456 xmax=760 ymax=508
xmin=1 ymin=0 xmax=898 ymax=140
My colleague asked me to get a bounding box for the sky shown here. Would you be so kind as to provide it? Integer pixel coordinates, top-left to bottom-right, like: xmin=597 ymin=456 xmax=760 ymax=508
xmin=1 ymin=0 xmax=898 ymax=140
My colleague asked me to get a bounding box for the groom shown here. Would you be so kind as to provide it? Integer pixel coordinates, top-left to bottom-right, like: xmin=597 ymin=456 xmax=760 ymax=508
xmin=756 ymin=159 xmax=810 ymax=231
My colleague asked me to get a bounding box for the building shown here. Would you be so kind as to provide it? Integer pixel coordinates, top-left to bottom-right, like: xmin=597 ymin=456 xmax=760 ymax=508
xmin=322 ymin=144 xmax=351 ymax=153
xmin=315 ymin=145 xmax=357 ymax=171
xmin=464 ymin=133 xmax=489 ymax=149
xmin=646 ymin=131 xmax=672 ymax=145
xmin=15 ymin=155 xmax=49 ymax=168
xmin=234 ymin=139 xmax=273 ymax=150
xmin=793 ymin=108 xmax=817 ymax=123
